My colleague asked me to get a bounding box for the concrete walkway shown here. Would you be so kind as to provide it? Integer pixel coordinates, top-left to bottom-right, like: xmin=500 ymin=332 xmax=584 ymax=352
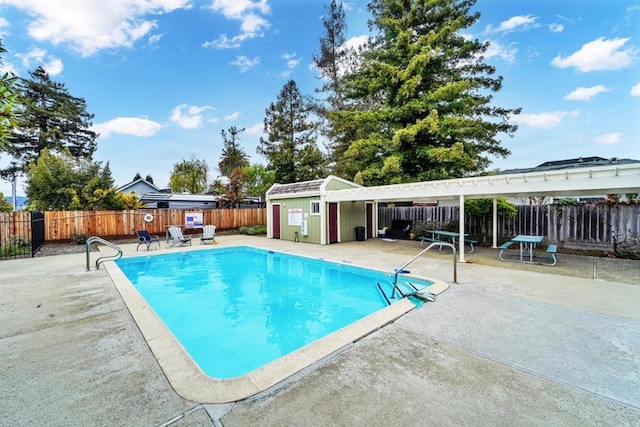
xmin=1 ymin=236 xmax=639 ymax=426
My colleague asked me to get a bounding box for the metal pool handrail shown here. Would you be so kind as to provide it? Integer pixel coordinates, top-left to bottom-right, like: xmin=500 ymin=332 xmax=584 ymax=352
xmin=391 ymin=242 xmax=457 ymax=298
xmin=86 ymin=236 xmax=122 ymax=271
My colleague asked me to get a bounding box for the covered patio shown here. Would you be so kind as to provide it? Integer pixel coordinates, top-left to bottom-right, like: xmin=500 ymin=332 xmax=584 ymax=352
xmin=323 ymin=162 xmax=640 ymax=261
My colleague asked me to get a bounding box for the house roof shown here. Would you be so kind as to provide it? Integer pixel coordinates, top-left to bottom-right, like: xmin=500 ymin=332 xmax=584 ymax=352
xmin=266 ymin=176 xmax=362 ymax=200
xmin=139 ymin=192 xmax=219 ymax=203
xmin=497 ymin=156 xmax=640 ymax=175
xmin=267 ymin=179 xmax=325 ymax=196
xmin=115 ymin=178 xmax=161 ymax=194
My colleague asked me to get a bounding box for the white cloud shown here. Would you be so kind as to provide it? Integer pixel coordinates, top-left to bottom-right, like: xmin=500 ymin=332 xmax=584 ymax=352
xmin=484 ymin=40 xmax=518 ymax=63
xmin=551 ymin=37 xmax=634 ymax=72
xmin=282 ymin=52 xmax=300 ymax=69
xmin=93 ymin=117 xmax=163 ymax=138
xmin=0 ymin=0 xmax=191 ymax=56
xmin=170 ymin=104 xmax=212 ymax=128
xmin=148 ymin=33 xmax=163 ymax=46
xmin=549 ymin=23 xmax=564 ymax=33
xmin=564 ymin=85 xmax=611 ymax=101
xmin=205 ymin=0 xmax=270 ymax=49
xmin=280 ymin=52 xmax=300 ymax=78
xmin=345 ymin=35 xmax=369 ymax=51
xmin=512 ymin=110 xmax=579 ymax=128
xmin=631 ymin=82 xmax=640 ymax=96
xmin=16 ymin=48 xmax=63 ymax=75
xmin=485 ymin=15 xmax=538 ymax=33
xmin=245 ymin=121 xmax=264 ymax=135
xmin=224 ymin=112 xmax=240 ymax=121
xmin=231 ymin=55 xmax=259 ymax=72
xmin=594 ymin=132 xmax=623 ymax=144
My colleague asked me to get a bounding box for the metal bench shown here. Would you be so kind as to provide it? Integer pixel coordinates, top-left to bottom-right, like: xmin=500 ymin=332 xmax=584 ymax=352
xmin=498 ymin=241 xmax=515 ymax=260
xmin=545 ymin=244 xmax=558 ymax=266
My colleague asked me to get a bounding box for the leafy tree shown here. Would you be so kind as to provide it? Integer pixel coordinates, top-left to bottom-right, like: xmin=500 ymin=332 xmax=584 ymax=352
xmin=333 ymin=0 xmax=520 ymax=185
xmin=465 ymin=197 xmax=516 ymax=243
xmin=0 ymin=192 xmax=12 ymax=211
xmin=25 ymin=148 xmax=113 ymax=210
xmin=168 ymin=156 xmax=209 ymax=193
xmin=2 ymin=67 xmax=97 ymax=176
xmin=218 ymin=168 xmax=248 ymax=208
xmin=91 ymin=188 xmax=144 ymax=210
xmin=218 ymin=126 xmax=250 ymax=178
xmin=242 ymin=164 xmax=276 ymax=205
xmin=258 ymin=80 xmax=327 ymax=183
xmin=0 ymin=39 xmax=18 ymax=151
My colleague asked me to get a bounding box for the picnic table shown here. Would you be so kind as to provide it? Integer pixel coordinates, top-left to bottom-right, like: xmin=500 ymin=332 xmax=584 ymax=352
xmin=418 ymin=230 xmax=476 ymax=253
xmin=498 ymin=235 xmax=557 ymax=265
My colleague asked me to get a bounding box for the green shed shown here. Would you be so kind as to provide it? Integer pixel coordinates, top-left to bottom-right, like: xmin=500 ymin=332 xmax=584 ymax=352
xmin=266 ymin=176 xmax=375 ymax=245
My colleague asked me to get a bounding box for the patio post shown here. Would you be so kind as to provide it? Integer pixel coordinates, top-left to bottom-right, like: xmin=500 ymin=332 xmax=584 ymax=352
xmin=459 ymin=194 xmax=466 ymax=263
xmin=492 ymin=198 xmax=498 ymax=248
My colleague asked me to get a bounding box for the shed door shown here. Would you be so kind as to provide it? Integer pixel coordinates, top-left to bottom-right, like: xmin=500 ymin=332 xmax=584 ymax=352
xmin=366 ymin=203 xmax=373 ymax=239
xmin=272 ymin=204 xmax=281 ymax=239
xmin=329 ymin=203 xmax=338 ymax=243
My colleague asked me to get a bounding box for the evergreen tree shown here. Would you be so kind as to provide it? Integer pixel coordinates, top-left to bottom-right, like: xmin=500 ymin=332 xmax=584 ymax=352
xmin=258 ymin=80 xmax=326 ymax=183
xmin=218 ymin=126 xmax=249 ymax=178
xmin=0 ymin=39 xmax=18 ymax=151
xmin=313 ymin=0 xmax=348 ymax=110
xmin=3 ymin=67 xmax=98 ymax=175
xmin=145 ymin=174 xmax=154 ymax=184
xmin=335 ymin=0 xmax=521 ymax=185
xmin=132 ymin=172 xmax=142 ymax=181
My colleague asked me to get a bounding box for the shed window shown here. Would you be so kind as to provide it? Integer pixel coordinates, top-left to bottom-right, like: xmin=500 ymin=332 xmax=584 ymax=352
xmin=310 ymin=201 xmax=320 ymax=215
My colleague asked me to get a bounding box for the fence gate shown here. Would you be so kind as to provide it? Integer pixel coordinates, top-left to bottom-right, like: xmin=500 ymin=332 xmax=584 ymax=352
xmin=30 ymin=211 xmax=45 ymax=256
xmin=0 ymin=211 xmax=45 ymax=260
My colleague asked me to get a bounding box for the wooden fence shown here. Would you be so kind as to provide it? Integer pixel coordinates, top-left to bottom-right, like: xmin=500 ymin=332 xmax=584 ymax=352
xmin=0 ymin=208 xmax=267 ymax=242
xmin=379 ymin=204 xmax=640 ymax=247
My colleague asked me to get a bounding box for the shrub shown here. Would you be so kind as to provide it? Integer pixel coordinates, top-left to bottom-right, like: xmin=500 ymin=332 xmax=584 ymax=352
xmin=72 ymin=233 xmax=89 ymax=245
xmin=239 ymin=225 xmax=267 ymax=235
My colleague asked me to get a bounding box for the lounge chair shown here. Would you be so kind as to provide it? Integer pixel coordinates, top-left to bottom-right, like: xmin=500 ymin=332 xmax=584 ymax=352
xmin=168 ymin=226 xmax=192 ymax=247
xmin=200 ymin=225 xmax=216 ymax=244
xmin=136 ymin=230 xmax=160 ymax=251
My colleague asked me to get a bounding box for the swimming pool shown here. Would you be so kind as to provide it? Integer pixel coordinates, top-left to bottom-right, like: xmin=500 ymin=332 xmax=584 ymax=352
xmin=115 ymin=246 xmax=434 ymax=379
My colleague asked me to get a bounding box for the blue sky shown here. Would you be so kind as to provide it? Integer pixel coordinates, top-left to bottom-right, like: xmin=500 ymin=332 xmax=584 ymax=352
xmin=0 ymin=0 xmax=638 ymax=197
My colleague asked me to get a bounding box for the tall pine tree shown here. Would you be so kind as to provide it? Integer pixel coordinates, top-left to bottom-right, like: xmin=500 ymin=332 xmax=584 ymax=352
xmin=218 ymin=126 xmax=250 ymax=178
xmin=334 ymin=0 xmax=521 ymax=185
xmin=4 ymin=66 xmax=97 ymax=175
xmin=258 ymin=80 xmax=326 ymax=183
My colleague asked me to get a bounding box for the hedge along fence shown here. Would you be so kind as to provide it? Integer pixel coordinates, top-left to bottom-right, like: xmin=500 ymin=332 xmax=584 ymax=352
xmin=41 ymin=208 xmax=267 ymax=242
xmin=379 ymin=204 xmax=640 ymax=247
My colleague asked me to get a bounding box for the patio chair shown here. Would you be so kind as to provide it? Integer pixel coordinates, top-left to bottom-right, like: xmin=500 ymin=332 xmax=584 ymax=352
xmin=136 ymin=230 xmax=161 ymax=251
xmin=168 ymin=226 xmax=192 ymax=247
xmin=200 ymin=225 xmax=217 ymax=244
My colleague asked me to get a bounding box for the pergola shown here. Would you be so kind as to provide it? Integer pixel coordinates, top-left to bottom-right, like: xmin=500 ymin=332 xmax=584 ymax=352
xmin=322 ymin=163 xmax=640 ymax=261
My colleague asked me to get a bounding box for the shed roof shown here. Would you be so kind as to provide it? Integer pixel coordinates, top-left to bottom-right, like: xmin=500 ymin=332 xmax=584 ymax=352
xmin=267 ymin=179 xmax=325 ymax=196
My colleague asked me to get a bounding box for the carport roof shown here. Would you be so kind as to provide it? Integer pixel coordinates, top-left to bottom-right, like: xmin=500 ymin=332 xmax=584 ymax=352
xmin=323 ymin=162 xmax=640 ymax=203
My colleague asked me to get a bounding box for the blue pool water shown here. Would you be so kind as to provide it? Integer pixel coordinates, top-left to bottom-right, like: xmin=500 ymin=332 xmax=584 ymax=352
xmin=115 ymin=246 xmax=432 ymax=378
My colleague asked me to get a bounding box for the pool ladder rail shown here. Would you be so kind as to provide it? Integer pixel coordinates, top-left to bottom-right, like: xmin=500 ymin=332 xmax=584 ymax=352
xmin=86 ymin=236 xmax=123 ymax=271
xmin=376 ymin=241 xmax=458 ymax=305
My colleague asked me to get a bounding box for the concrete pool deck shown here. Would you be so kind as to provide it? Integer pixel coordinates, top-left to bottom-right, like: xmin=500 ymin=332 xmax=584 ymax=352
xmin=2 ymin=235 xmax=639 ymax=426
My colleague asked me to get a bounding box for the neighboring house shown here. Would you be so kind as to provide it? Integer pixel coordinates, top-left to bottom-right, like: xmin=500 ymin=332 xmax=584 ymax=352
xmin=498 ymin=156 xmax=640 ymax=205
xmin=138 ymin=192 xmax=219 ymax=209
xmin=115 ymin=178 xmax=162 ymax=196
xmin=266 ymin=176 xmax=373 ymax=245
